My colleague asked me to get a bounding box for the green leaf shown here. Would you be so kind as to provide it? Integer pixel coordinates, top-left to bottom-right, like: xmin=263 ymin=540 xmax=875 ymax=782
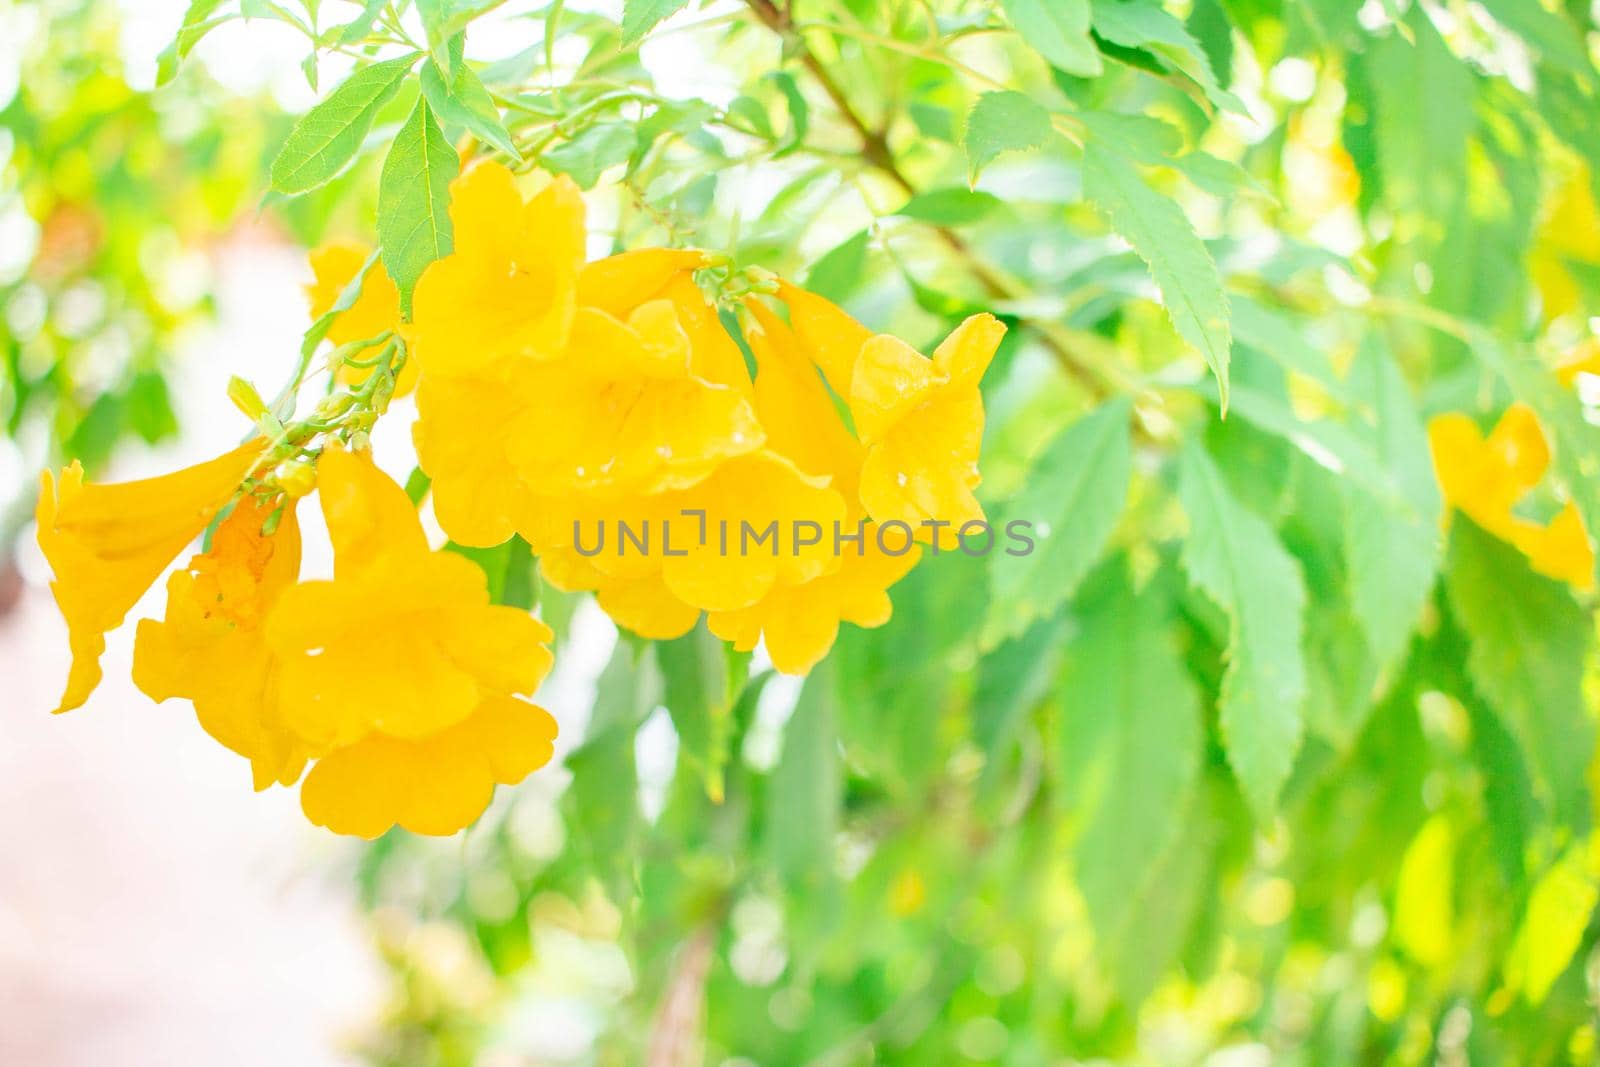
xmin=1177 ymin=445 xmax=1307 ymax=819
xmin=1477 ymin=0 xmax=1593 ymax=77
xmin=378 ymin=96 xmax=460 ymax=317
xmin=445 ymin=536 xmax=536 ymax=608
xmin=329 ymin=0 xmax=387 ymax=45
xmin=1091 ymin=0 xmax=1247 ymax=115
xmin=540 ymin=122 xmax=637 ymax=189
xmin=621 ymin=0 xmax=691 ymax=44
xmin=1058 ymin=559 xmax=1206 ymax=1005
xmin=1228 ymin=296 xmax=1346 ymax=399
xmin=982 ymin=397 xmax=1132 ymax=647
xmin=656 ymin=622 xmax=747 ymax=802
xmin=805 ymin=229 xmax=870 ymax=302
xmin=963 ymin=90 xmax=1055 ymax=178
xmin=413 ymin=1 xmax=502 ymax=74
xmin=269 ymin=54 xmax=418 ymax=195
xmin=125 ymin=371 xmax=179 ymax=444
xmin=420 ymin=45 xmax=521 ymax=161
xmin=156 ymin=0 xmax=232 ymax=86
xmin=1078 ymin=110 xmax=1184 ymax=163
xmin=1342 ymin=341 xmax=1441 ymax=668
xmin=1083 ymin=143 xmax=1231 ymax=406
xmin=769 ymin=70 xmax=809 ymax=155
xmin=563 ymin=639 xmax=656 ymax=899
xmin=1367 ymin=14 xmax=1474 ymax=219
xmin=894 ymin=187 xmax=1004 ymax=225
xmin=972 ymin=617 xmax=1068 ymax=774
xmin=1002 ymin=0 xmax=1102 ymax=77
xmin=766 ymin=661 xmax=841 ymax=897
xmin=1445 ymin=519 xmax=1594 ymax=826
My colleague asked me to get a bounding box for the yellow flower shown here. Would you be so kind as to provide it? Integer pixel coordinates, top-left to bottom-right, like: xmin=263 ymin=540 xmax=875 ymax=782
xmin=413 ymin=365 xmax=549 ymax=548
xmin=416 ymin=300 xmax=763 ymax=548
xmin=1556 ymin=337 xmax=1600 ymax=388
xmin=409 ymin=161 xmax=586 ymax=378
xmin=1429 ymin=404 xmax=1595 ymax=589
xmin=745 ymin=299 xmax=863 ymax=507
xmin=541 ymin=547 xmax=702 ymax=641
xmin=576 ymin=247 xmax=710 ymax=318
xmin=305 ymin=241 xmax=414 ymax=396
xmin=850 ymin=314 xmax=1006 ymax=545
xmin=504 ymin=303 xmax=764 ymax=499
xmin=776 ymin=281 xmax=874 ymax=396
xmin=1512 ymin=503 xmax=1595 ymax=592
xmin=133 ymin=494 xmax=308 ymax=789
xmin=36 ymin=440 xmax=263 ymax=713
xmin=707 ymin=524 xmax=918 ymax=674
xmin=656 ymin=450 xmax=847 ymax=613
xmin=264 ymin=447 xmax=554 ymax=749
xmin=300 ymin=694 xmax=556 ymax=839
xmin=1531 ymin=164 xmax=1600 ymax=322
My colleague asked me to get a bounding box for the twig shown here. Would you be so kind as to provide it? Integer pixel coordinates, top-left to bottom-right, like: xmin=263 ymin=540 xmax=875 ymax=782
xmin=740 ymin=0 xmax=1108 ymax=397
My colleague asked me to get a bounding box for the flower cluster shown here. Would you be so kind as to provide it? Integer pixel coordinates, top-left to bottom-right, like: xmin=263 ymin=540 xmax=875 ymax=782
xmin=1428 ymin=402 xmax=1594 ymax=589
xmin=399 ymin=161 xmax=1006 ymax=674
xmin=33 ymin=159 xmax=1003 ymax=835
xmin=39 ymin=444 xmax=557 ymax=837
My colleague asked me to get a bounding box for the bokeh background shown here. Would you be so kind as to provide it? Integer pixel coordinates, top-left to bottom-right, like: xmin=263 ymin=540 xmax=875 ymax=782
xmin=7 ymin=0 xmax=1600 ymax=1065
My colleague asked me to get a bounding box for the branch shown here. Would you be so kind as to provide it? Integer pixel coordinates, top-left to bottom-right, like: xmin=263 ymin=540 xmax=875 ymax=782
xmin=741 ymin=0 xmax=1107 ymax=397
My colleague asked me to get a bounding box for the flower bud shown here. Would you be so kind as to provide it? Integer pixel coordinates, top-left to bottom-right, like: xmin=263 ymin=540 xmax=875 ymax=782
xmin=275 ymin=460 xmax=317 ymax=499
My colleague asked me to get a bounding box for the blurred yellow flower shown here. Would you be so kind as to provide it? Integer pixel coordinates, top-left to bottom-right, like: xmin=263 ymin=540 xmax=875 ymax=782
xmin=300 ymin=693 xmax=557 ymax=838
xmin=305 ymin=240 xmax=412 ymax=395
xmin=36 ymin=439 xmax=263 ymax=713
xmin=1530 ymin=164 xmax=1600 ymax=322
xmin=575 ymin=247 xmax=710 ymax=318
xmin=1428 ymin=404 xmax=1594 ymax=589
xmin=409 ymin=161 xmax=585 ymax=378
xmin=1556 ymin=336 xmax=1600 ymax=388
xmin=264 ymin=447 xmax=554 ymax=749
xmin=133 ymin=494 xmax=308 ymax=789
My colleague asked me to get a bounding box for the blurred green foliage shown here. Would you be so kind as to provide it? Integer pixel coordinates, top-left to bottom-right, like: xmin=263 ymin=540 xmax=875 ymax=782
xmin=16 ymin=0 xmax=1600 ymax=1063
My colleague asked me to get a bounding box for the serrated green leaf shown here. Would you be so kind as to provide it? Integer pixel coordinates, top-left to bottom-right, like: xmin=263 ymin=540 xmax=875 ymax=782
xmin=1177 ymin=445 xmax=1307 ymax=819
xmin=270 ymin=53 xmax=417 ymax=194
xmin=1002 ymin=0 xmax=1102 ymax=77
xmin=540 ymin=122 xmax=636 ymax=188
xmin=1343 ymin=341 xmax=1441 ymax=668
xmin=1083 ymin=143 xmax=1230 ymax=405
xmin=1059 ymin=559 xmax=1205 ymax=1005
xmin=420 ymin=46 xmax=521 ymax=160
xmin=1091 ymin=0 xmax=1246 ymax=114
xmin=894 ymin=187 xmax=1004 ymax=225
xmin=982 ymin=398 xmax=1131 ymax=647
xmin=378 ymin=96 xmax=460 ymax=316
xmin=963 ymin=90 xmax=1055 ymax=177
xmin=1445 ymin=518 xmax=1593 ymax=826
xmin=621 ymin=0 xmax=691 ymax=44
